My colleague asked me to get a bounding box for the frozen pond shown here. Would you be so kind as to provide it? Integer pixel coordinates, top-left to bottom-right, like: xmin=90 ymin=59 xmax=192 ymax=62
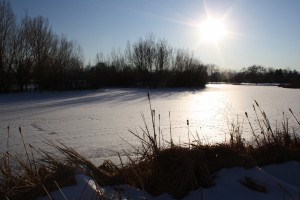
xmin=1 ymin=84 xmax=300 ymax=164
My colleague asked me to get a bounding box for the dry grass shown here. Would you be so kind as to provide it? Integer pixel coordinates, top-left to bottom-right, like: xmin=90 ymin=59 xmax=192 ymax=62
xmin=1 ymin=97 xmax=300 ymax=199
xmin=0 ymin=143 xmax=77 ymax=199
xmin=0 ymin=138 xmax=107 ymax=199
xmin=244 ymin=100 xmax=300 ymax=166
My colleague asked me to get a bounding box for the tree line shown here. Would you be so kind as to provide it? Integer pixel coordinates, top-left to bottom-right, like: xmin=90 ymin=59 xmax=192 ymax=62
xmin=1 ymin=0 xmax=300 ymax=92
xmin=86 ymin=34 xmax=208 ymax=88
xmin=208 ymin=64 xmax=300 ymax=87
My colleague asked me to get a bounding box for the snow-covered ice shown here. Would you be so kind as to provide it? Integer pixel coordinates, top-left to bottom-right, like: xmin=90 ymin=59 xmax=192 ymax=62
xmin=1 ymin=85 xmax=300 ymax=164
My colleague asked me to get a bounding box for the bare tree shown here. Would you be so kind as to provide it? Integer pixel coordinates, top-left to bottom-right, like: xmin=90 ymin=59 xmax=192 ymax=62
xmin=95 ymin=52 xmax=106 ymax=65
xmin=154 ymin=39 xmax=172 ymax=71
xmin=131 ymin=37 xmax=146 ymax=71
xmin=49 ymin=35 xmax=83 ymax=89
xmin=23 ymin=15 xmax=54 ymax=88
xmin=124 ymin=40 xmax=133 ymax=68
xmin=9 ymin=18 xmax=33 ymax=91
xmin=131 ymin=33 xmax=156 ymax=71
xmin=144 ymin=33 xmax=156 ymax=71
xmin=0 ymin=0 xmax=16 ymax=90
xmin=111 ymin=48 xmax=126 ymax=71
xmin=172 ymin=49 xmax=188 ymax=72
xmin=246 ymin=65 xmax=266 ymax=83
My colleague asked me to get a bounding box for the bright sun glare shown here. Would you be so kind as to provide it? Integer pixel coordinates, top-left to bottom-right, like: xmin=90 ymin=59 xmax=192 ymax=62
xmin=200 ymin=18 xmax=226 ymax=43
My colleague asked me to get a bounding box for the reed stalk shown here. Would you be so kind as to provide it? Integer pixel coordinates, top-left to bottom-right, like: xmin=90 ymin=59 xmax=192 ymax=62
xmin=18 ymin=126 xmax=32 ymax=170
xmin=169 ymin=111 xmax=174 ymax=147
xmin=245 ymin=112 xmax=260 ymax=146
xmin=289 ymin=108 xmax=300 ymax=126
xmin=253 ymin=103 xmax=267 ymax=143
xmin=187 ymin=119 xmax=190 ymax=149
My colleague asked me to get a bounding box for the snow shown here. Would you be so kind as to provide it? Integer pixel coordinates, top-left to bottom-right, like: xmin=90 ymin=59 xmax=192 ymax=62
xmin=37 ymin=161 xmax=300 ymax=200
xmin=1 ymin=85 xmax=300 ymax=165
xmin=36 ymin=174 xmax=101 ymax=200
xmin=262 ymin=161 xmax=300 ymax=189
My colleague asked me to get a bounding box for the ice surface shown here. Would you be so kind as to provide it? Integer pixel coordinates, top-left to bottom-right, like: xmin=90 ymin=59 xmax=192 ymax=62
xmin=1 ymin=84 xmax=300 ymax=164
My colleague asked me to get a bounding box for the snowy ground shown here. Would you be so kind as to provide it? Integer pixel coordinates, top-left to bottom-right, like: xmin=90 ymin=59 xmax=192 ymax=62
xmin=37 ymin=161 xmax=300 ymax=200
xmin=1 ymin=85 xmax=300 ymax=165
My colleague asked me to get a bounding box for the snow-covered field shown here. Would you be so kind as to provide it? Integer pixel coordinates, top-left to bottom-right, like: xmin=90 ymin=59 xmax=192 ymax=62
xmin=37 ymin=161 xmax=300 ymax=200
xmin=1 ymin=84 xmax=300 ymax=164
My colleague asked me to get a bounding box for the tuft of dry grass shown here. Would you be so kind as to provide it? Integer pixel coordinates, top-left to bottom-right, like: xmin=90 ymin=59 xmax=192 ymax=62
xmin=244 ymin=100 xmax=300 ymax=166
xmin=0 ymin=135 xmax=107 ymax=199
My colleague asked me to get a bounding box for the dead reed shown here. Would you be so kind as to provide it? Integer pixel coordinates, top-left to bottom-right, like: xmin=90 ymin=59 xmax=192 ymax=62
xmin=0 ymin=132 xmax=106 ymax=199
xmin=245 ymin=100 xmax=300 ymax=166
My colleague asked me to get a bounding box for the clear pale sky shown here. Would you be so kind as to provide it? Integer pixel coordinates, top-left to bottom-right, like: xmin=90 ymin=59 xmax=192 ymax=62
xmin=10 ymin=0 xmax=300 ymax=70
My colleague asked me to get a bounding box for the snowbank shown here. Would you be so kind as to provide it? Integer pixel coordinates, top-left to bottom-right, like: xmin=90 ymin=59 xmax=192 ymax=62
xmin=37 ymin=161 xmax=300 ymax=200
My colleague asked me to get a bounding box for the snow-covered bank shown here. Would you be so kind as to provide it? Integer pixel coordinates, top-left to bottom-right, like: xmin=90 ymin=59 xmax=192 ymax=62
xmin=37 ymin=161 xmax=300 ymax=200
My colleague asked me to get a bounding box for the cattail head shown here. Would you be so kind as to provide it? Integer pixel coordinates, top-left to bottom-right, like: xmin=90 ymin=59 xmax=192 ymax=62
xmin=19 ymin=126 xmax=22 ymax=133
xmin=152 ymin=109 xmax=155 ymax=116
xmin=187 ymin=119 xmax=189 ymax=126
xmin=254 ymin=100 xmax=259 ymax=107
xmin=245 ymin=112 xmax=248 ymax=118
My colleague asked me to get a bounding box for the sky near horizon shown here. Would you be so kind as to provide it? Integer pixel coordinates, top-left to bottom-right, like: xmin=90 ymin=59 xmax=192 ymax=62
xmin=9 ymin=0 xmax=300 ymax=70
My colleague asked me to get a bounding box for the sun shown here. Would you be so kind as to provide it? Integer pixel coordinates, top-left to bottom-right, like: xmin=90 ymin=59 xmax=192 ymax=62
xmin=199 ymin=18 xmax=227 ymax=43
